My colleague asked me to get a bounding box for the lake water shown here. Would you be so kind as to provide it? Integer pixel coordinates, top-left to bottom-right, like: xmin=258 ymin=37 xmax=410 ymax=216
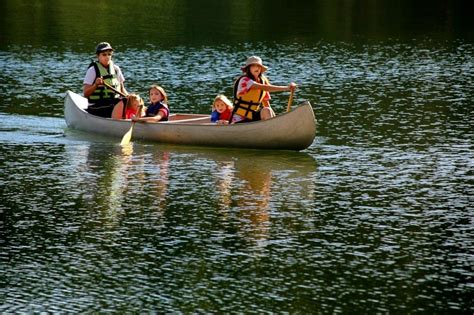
xmin=1 ymin=0 xmax=473 ymax=313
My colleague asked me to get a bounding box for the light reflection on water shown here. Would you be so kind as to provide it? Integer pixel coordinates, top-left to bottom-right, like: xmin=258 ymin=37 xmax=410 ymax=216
xmin=0 ymin=39 xmax=473 ymax=313
xmin=1 ymin=127 xmax=320 ymax=312
xmin=1 ymin=115 xmax=472 ymax=312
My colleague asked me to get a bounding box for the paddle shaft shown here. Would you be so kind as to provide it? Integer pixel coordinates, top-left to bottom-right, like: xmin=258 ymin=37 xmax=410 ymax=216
xmin=102 ymin=81 xmax=127 ymax=97
xmin=286 ymin=89 xmax=294 ymax=112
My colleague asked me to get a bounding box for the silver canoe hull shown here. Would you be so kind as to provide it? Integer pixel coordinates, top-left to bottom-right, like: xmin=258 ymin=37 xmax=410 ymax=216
xmin=64 ymin=91 xmax=316 ymax=150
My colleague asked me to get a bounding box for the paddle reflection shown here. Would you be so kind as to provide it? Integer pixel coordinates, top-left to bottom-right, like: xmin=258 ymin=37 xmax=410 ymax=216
xmin=120 ymin=142 xmax=134 ymax=156
xmin=107 ymin=143 xmax=135 ymax=223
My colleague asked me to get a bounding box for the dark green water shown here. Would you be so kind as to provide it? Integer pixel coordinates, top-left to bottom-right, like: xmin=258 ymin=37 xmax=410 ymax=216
xmin=1 ymin=0 xmax=473 ymax=313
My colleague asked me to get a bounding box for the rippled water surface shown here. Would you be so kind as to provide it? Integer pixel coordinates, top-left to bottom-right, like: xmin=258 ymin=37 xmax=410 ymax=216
xmin=1 ymin=0 xmax=473 ymax=313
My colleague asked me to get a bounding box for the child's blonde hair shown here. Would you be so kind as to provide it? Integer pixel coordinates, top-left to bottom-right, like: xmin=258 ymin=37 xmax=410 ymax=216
xmin=149 ymin=85 xmax=168 ymax=103
xmin=212 ymin=94 xmax=232 ymax=110
xmin=126 ymin=94 xmax=144 ymax=108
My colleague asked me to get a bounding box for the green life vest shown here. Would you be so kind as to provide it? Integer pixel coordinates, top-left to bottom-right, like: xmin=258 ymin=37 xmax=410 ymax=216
xmin=88 ymin=61 xmax=121 ymax=105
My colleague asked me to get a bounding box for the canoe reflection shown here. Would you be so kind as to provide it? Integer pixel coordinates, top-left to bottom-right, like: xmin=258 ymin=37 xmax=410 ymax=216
xmin=65 ymin=142 xmax=317 ymax=249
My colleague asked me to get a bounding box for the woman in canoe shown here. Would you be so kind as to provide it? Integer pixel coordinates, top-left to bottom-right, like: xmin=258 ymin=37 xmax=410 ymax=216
xmin=83 ymin=42 xmax=128 ymax=118
xmin=231 ymin=56 xmax=297 ymax=123
xmin=132 ymin=85 xmax=170 ymax=123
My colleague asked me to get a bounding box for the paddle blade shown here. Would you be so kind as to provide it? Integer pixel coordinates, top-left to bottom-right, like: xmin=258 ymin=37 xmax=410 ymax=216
xmin=120 ymin=124 xmax=134 ymax=146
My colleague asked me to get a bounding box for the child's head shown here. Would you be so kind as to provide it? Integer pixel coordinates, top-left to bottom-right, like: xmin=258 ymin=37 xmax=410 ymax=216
xmin=149 ymin=85 xmax=168 ymax=104
xmin=127 ymin=94 xmax=144 ymax=110
xmin=213 ymin=94 xmax=232 ymax=114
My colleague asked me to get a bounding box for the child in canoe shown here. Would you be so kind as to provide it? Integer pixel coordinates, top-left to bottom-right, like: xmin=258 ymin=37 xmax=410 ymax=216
xmin=211 ymin=94 xmax=234 ymax=124
xmin=132 ymin=85 xmax=170 ymax=123
xmin=231 ymin=56 xmax=297 ymax=122
xmin=111 ymin=94 xmax=145 ymax=120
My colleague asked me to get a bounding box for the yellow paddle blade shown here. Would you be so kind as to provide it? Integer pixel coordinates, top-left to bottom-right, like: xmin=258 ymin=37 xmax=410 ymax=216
xmin=120 ymin=124 xmax=134 ymax=146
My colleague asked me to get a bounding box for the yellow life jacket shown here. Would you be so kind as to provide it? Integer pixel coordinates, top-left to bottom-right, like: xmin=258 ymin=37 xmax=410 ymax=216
xmin=232 ymin=75 xmax=269 ymax=121
xmin=88 ymin=61 xmax=121 ymax=105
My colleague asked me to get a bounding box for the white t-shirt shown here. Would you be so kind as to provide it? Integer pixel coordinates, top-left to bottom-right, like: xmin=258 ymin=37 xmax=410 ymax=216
xmin=83 ymin=63 xmax=125 ymax=85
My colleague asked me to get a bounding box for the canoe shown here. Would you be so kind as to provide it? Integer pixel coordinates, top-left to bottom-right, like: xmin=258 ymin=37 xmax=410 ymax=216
xmin=64 ymin=91 xmax=316 ymax=150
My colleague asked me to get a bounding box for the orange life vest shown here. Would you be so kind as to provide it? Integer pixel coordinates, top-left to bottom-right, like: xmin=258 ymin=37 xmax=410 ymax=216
xmin=232 ymin=75 xmax=269 ymax=121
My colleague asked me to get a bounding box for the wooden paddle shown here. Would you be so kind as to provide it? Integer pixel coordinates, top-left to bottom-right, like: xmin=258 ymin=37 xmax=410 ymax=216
xmin=103 ymin=81 xmax=127 ymax=97
xmin=286 ymin=89 xmax=294 ymax=112
xmin=120 ymin=105 xmax=143 ymax=146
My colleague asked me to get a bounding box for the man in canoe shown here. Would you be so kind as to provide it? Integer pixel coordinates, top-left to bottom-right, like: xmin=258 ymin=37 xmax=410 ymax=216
xmin=83 ymin=42 xmax=128 ymax=117
xmin=230 ymin=56 xmax=297 ymax=123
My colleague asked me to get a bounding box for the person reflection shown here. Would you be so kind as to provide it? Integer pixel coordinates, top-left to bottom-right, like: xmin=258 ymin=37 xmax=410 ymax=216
xmin=214 ymin=156 xmax=272 ymax=250
xmin=149 ymin=150 xmax=170 ymax=210
xmin=101 ymin=146 xmax=170 ymax=223
xmin=65 ymin=142 xmax=135 ymax=227
xmin=234 ymin=163 xmax=272 ymax=245
xmin=111 ymin=147 xmax=171 ymax=213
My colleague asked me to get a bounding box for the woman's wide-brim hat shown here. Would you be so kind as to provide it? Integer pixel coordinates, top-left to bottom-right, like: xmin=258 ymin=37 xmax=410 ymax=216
xmin=241 ymin=56 xmax=268 ymax=72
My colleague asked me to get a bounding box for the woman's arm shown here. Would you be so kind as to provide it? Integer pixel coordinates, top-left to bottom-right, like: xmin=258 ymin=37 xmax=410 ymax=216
xmin=83 ymin=83 xmax=97 ymax=98
xmin=250 ymin=81 xmax=297 ymax=93
xmin=83 ymin=76 xmax=104 ymax=98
